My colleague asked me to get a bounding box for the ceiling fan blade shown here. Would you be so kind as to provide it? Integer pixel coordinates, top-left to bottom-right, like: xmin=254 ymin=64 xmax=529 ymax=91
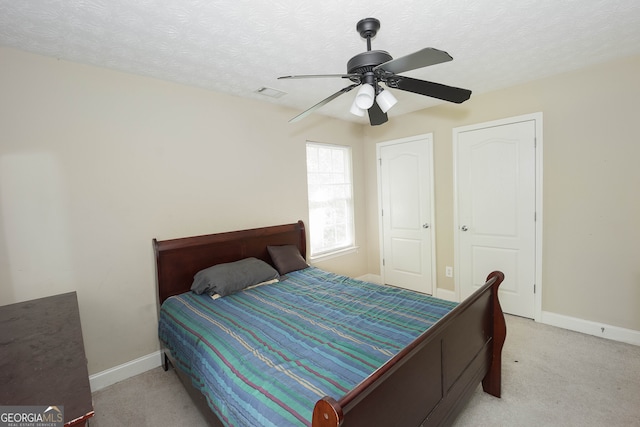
xmin=279 ymin=73 xmax=361 ymax=80
xmin=375 ymin=48 xmax=453 ymax=75
xmin=289 ymin=84 xmax=360 ymax=123
xmin=368 ymin=101 xmax=388 ymax=126
xmin=391 ymin=76 xmax=471 ymax=104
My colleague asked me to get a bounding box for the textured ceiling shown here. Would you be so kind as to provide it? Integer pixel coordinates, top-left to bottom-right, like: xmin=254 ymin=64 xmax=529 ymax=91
xmin=1 ymin=0 xmax=640 ymax=124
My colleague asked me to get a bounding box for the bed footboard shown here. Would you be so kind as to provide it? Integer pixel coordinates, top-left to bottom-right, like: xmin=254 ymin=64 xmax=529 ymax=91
xmin=312 ymin=271 xmax=505 ymax=427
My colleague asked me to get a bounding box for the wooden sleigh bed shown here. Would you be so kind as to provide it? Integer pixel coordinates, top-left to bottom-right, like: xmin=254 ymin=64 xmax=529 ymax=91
xmin=154 ymin=220 xmax=506 ymax=427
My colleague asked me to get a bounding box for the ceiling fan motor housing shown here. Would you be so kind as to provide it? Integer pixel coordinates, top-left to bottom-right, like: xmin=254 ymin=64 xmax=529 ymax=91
xmin=347 ymin=50 xmax=392 ymax=73
xmin=347 ymin=50 xmax=393 ymax=85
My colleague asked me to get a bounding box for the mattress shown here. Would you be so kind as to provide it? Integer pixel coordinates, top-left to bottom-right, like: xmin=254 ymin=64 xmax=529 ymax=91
xmin=158 ymin=266 xmax=457 ymax=427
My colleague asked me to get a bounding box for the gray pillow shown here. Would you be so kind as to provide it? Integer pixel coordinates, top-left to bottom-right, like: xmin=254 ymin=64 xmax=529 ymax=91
xmin=190 ymin=257 xmax=279 ymax=297
xmin=267 ymin=245 xmax=308 ymax=275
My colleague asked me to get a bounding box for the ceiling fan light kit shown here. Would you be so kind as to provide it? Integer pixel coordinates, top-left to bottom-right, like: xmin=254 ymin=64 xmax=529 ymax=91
xmin=279 ymin=17 xmax=471 ymax=126
xmin=376 ymin=88 xmax=398 ymax=114
xmin=355 ymin=83 xmax=375 ymax=109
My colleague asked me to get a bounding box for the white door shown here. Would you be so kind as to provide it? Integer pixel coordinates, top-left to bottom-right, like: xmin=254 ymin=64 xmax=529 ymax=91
xmin=378 ymin=135 xmax=435 ymax=295
xmin=455 ymin=118 xmax=537 ymax=318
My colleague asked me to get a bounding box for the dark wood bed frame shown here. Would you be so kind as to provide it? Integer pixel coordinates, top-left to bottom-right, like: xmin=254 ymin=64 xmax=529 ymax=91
xmin=153 ymin=220 xmax=506 ymax=427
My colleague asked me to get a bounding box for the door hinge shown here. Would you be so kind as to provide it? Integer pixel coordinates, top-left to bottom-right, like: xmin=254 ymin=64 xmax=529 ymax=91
xmin=379 ymin=158 xmax=382 ymax=166
xmin=534 ymin=283 xmax=536 ymax=294
xmin=382 ymin=258 xmax=385 ymax=266
xmin=534 ymin=211 xmax=537 ymax=222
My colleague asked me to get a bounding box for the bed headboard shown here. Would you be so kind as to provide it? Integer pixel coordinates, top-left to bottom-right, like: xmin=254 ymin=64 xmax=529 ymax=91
xmin=153 ymin=220 xmax=306 ymax=306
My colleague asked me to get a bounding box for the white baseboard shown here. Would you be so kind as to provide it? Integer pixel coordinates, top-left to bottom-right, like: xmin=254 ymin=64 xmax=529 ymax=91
xmin=435 ymin=287 xmax=458 ymax=302
xmin=357 ymin=275 xmax=458 ymax=302
xmin=356 ymin=273 xmax=382 ymax=284
xmin=89 ymin=350 xmax=162 ymax=392
xmin=540 ymin=311 xmax=640 ymax=346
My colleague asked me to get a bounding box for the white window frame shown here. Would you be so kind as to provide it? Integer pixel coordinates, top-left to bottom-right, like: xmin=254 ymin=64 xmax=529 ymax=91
xmin=306 ymin=141 xmax=356 ymax=259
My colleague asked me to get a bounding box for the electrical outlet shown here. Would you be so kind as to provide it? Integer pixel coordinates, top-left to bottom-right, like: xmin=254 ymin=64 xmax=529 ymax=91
xmin=445 ymin=266 xmax=453 ymax=278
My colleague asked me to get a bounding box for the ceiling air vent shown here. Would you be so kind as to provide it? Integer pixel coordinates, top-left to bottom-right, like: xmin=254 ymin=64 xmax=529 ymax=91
xmin=255 ymin=87 xmax=286 ymax=98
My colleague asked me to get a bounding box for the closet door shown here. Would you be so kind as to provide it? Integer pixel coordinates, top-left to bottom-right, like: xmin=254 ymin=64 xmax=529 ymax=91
xmin=455 ymin=118 xmax=537 ymax=318
xmin=378 ymin=134 xmax=435 ymax=295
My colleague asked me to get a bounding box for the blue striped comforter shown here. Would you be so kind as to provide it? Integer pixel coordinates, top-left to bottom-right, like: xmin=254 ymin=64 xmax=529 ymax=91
xmin=158 ymin=267 xmax=457 ymax=427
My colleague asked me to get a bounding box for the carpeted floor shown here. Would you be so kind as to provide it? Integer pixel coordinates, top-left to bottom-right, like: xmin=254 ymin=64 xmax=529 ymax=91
xmin=91 ymin=315 xmax=640 ymax=426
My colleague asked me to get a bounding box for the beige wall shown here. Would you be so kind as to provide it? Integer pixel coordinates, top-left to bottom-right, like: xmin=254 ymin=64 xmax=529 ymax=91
xmin=1 ymin=45 xmax=638 ymax=377
xmin=0 ymin=47 xmax=368 ymax=374
xmin=364 ymin=55 xmax=640 ymax=332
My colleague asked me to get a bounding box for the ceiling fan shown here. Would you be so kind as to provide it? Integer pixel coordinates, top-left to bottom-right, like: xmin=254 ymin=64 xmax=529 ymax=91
xmin=278 ymin=18 xmax=472 ymax=126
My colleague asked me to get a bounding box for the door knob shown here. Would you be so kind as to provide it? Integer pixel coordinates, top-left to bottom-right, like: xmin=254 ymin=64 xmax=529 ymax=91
xmin=461 ymin=225 xmax=469 ymax=231
xmin=423 ymin=223 xmax=430 ymax=229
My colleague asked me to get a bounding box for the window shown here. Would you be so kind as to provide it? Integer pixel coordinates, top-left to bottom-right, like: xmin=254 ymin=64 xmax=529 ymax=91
xmin=306 ymin=142 xmax=355 ymax=258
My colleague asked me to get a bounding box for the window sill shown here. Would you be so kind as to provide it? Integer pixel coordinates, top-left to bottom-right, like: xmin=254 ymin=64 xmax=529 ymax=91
xmin=309 ymin=246 xmax=359 ymax=263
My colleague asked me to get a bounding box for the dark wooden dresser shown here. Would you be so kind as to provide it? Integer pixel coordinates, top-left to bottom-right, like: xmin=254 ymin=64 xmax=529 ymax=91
xmin=0 ymin=292 xmax=94 ymax=426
